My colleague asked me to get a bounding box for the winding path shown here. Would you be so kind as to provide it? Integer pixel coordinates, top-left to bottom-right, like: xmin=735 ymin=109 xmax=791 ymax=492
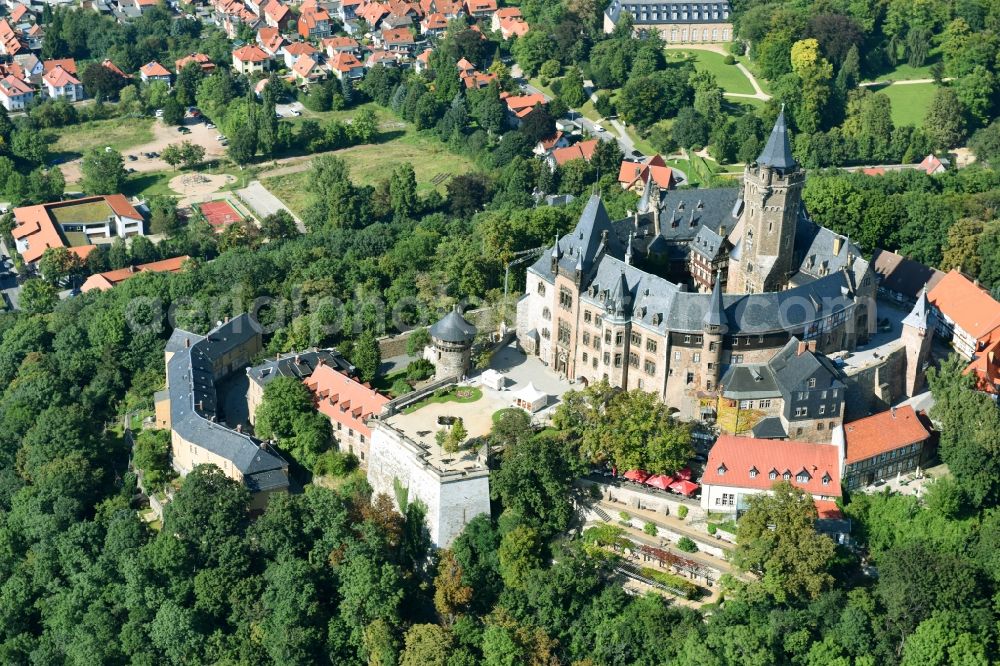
xmin=665 ymin=44 xmax=771 ymax=101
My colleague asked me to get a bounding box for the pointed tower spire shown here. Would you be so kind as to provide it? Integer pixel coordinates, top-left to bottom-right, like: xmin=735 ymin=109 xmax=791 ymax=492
xmin=757 ymin=104 xmax=797 ymax=171
xmin=703 ymin=271 xmax=728 ymax=331
xmin=902 ymin=286 xmax=931 ymax=331
xmin=550 ymin=233 xmax=561 ymax=260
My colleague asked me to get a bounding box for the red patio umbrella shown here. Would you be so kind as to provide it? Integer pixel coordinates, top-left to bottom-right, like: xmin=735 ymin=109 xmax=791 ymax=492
xmin=644 ymin=474 xmax=674 ymax=490
xmin=623 ymin=469 xmax=650 ymax=483
xmin=675 ymin=467 xmax=693 ymax=481
xmin=669 ymin=479 xmax=700 ymax=496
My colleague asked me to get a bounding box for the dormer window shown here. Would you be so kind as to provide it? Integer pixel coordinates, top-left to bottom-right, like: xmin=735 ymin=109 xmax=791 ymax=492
xmin=782 ymin=470 xmax=791 ymax=481
xmin=822 ymin=473 xmax=831 ymax=485
xmin=796 ymin=470 xmax=811 ymax=483
xmin=749 ymin=466 xmax=758 ymax=478
xmin=769 ymin=469 xmax=777 ymax=480
xmin=717 ymin=463 xmax=727 ymax=476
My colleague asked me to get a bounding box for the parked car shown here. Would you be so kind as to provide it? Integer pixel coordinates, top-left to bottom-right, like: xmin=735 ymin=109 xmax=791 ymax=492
xmin=154 ymin=109 xmax=164 ymax=118
xmin=127 ymin=154 xmax=138 ymax=161
xmin=594 ymin=124 xmax=606 ymax=132
xmin=216 ymin=134 xmax=226 ymax=141
xmin=205 ymin=122 xmax=216 ymax=129
xmin=178 ymin=127 xmax=191 ymax=134
xmin=289 ymin=110 xmax=301 ymax=117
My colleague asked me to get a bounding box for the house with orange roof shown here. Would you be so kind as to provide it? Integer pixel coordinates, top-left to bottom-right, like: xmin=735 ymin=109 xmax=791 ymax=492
xmin=460 ymin=69 xmax=496 ymax=89
xmin=257 ymin=26 xmax=287 ymax=56
xmin=291 ymin=54 xmax=325 ymax=85
xmin=927 ymin=269 xmax=1000 ymax=359
xmin=298 ymin=4 xmax=332 ymax=39
xmin=356 ymin=1 xmax=390 ymax=28
xmin=0 ymin=73 xmax=33 ymax=111
xmin=532 ymin=131 xmax=570 ymax=156
xmin=338 ymin=0 xmax=364 ymax=21
xmin=0 ymin=19 xmax=25 ymax=56
xmin=501 ymin=91 xmax=546 ymax=126
xmin=841 ymin=405 xmax=931 ymax=489
xmin=919 ymin=153 xmax=948 ymax=175
xmin=101 ymin=59 xmax=131 ymax=80
xmin=464 ymin=0 xmax=495 ymax=17
xmin=9 ymin=4 xmax=31 ymax=24
xmin=43 ymin=58 xmax=77 ymax=76
xmin=175 ymin=53 xmax=215 ymax=74
xmin=701 ymin=434 xmax=841 ymax=514
xmin=81 ymin=256 xmax=191 ymax=293
xmin=421 ymin=11 xmax=448 ymax=35
xmin=498 ymin=14 xmax=529 ymax=38
xmin=415 ymin=47 xmax=433 ymax=72
xmin=139 ymin=60 xmax=172 ymax=85
xmin=12 ymin=195 xmax=144 ymax=266
xmin=42 ymin=65 xmax=83 ymax=101
xmin=455 ymin=57 xmax=475 ymax=76
xmin=329 ymin=50 xmax=365 ymax=80
xmin=366 ymin=50 xmax=399 ymax=68
xmin=375 ymin=26 xmax=416 ymax=54
xmin=303 ymin=361 xmax=389 ymax=463
xmin=420 ymin=0 xmax=464 ymax=17
xmin=964 ymin=331 xmax=1000 ymax=397
xmin=262 ymin=0 xmax=291 ymax=28
xmin=547 ymin=138 xmax=600 ymax=169
xmin=23 ymin=23 xmax=41 ymax=50
xmin=282 ymin=40 xmax=318 ymax=68
xmin=232 ymin=44 xmax=272 ymax=75
xmin=323 ymin=35 xmax=360 ymax=57
xmin=617 ymin=154 xmax=674 ymax=193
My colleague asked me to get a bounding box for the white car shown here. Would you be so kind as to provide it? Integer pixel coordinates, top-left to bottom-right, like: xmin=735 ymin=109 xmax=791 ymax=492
xmin=205 ymin=123 xmax=216 ymax=129
xmin=154 ymin=109 xmax=164 ymax=118
xmin=594 ymin=124 xmax=606 ymax=133
xmin=290 ymin=110 xmax=301 ymax=117
xmin=216 ymin=134 xmax=225 ymax=141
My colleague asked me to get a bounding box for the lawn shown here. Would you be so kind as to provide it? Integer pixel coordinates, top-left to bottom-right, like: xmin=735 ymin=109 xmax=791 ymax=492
xmin=665 ymin=49 xmax=755 ymax=95
xmin=50 ymin=117 xmax=155 ymax=160
xmin=877 ymin=82 xmax=936 ymax=127
xmin=49 ymin=199 xmax=114 ymax=225
xmin=401 ymin=386 xmax=483 ymax=414
xmin=122 ymin=170 xmax=176 ymax=199
xmin=862 ymin=51 xmax=939 ymax=83
xmin=262 ymin=131 xmax=477 ymax=216
xmin=287 ymin=101 xmax=396 ymax=129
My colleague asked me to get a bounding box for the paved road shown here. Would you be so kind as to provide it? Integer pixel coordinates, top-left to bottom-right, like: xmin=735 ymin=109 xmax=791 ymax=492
xmin=237 ymin=180 xmax=306 ymax=234
xmin=859 ymin=77 xmax=952 ymax=88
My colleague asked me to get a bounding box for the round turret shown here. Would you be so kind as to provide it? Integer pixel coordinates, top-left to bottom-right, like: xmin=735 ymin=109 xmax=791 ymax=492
xmin=429 ymin=306 xmax=477 ymax=380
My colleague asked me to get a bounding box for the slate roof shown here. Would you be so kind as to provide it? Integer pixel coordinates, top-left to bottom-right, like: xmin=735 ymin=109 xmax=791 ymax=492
xmin=719 ymin=364 xmax=779 ymax=399
xmin=430 ymin=307 xmax=477 ymax=342
xmin=703 ymin=274 xmax=727 ymax=330
xmin=751 ymin=417 xmax=787 ymax=439
xmin=247 ymin=347 xmax=354 ymax=388
xmin=901 ymin=287 xmax=932 ymax=330
xmin=768 ymin=338 xmax=845 ymax=394
xmin=165 ymin=315 xmax=288 ymax=485
xmin=757 ymin=107 xmax=796 ymax=171
xmin=870 ymin=248 xmax=944 ymax=301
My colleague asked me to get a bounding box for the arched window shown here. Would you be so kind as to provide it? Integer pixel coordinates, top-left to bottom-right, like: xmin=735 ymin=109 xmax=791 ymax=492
xmin=542 ymin=307 xmax=550 ymax=320
xmin=537 ymin=282 xmax=546 ymax=296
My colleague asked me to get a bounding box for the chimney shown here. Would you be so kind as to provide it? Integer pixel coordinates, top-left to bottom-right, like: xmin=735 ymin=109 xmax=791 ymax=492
xmin=185 ymin=338 xmax=190 ymax=348
xmin=719 ymin=225 xmax=726 ymax=237
xmin=689 ymin=209 xmax=696 ymax=227
xmin=197 ymin=400 xmax=204 ymax=411
xmin=797 ymin=340 xmax=808 ymax=356
xmin=236 ymin=423 xmax=242 ymax=433
xmin=832 ymin=236 xmax=843 ymax=255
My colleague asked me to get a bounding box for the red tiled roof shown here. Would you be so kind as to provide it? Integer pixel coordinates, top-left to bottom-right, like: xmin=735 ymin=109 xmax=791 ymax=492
xmin=0 ymin=20 xmax=25 ymax=56
xmin=263 ymin=0 xmax=289 ymax=22
xmin=464 ymin=0 xmax=495 ymax=11
xmin=11 ymin=204 xmax=63 ymax=263
xmin=422 ymin=12 xmax=447 ymax=29
xmin=928 ymin=269 xmax=1000 ymax=342
xmin=140 ymin=61 xmax=171 ymax=77
xmin=101 ymin=59 xmax=130 ymax=78
xmin=292 ymin=55 xmax=320 ymax=78
xmin=43 ymin=58 xmax=76 ymax=75
xmin=105 ymin=194 xmax=142 ymax=219
xmin=861 ymin=167 xmax=886 ymax=176
xmin=456 ymin=57 xmax=474 ymax=72
xmin=357 ymin=2 xmax=388 ymax=24
xmin=305 ymin=363 xmax=389 ymax=439
xmin=843 ymin=405 xmax=930 ymax=464
xmin=323 ymin=36 xmax=359 ymax=50
xmin=175 ymin=53 xmax=215 ymax=72
xmin=381 ymin=26 xmax=414 ymax=43
xmin=284 ymin=41 xmax=317 ymax=56
xmin=965 ymin=331 xmax=1000 ymax=394
xmin=233 ymin=44 xmax=271 ymax=62
xmin=258 ymin=26 xmax=285 ymax=53
xmin=330 ymin=50 xmax=363 ymax=72
xmin=43 ymin=65 xmax=79 ymax=88
xmin=814 ymin=500 xmax=843 ymax=520
xmin=920 ymin=154 xmax=945 ymax=174
xmin=499 ymin=17 xmax=529 ymax=37
xmin=703 ymin=434 xmax=842 ymax=498
xmin=80 ymin=255 xmax=190 ymax=293
xmin=494 ymin=6 xmax=520 ymax=18
xmin=550 ymin=139 xmax=599 ymax=166
xmin=537 ymin=132 xmax=564 ymax=150
xmin=10 ymin=5 xmax=29 ymax=22
xmin=0 ymin=74 xmax=32 ymax=97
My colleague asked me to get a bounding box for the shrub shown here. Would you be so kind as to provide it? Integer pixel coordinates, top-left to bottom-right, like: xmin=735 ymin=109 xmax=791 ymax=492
xmin=641 ymin=567 xmax=699 ymax=599
xmin=589 ymin=484 xmax=603 ymax=500
xmin=643 ymin=522 xmax=658 ymax=536
xmin=391 ymin=378 xmax=412 ymax=397
xmin=724 ymin=55 xmax=736 ymax=65
xmin=676 ymin=537 xmax=697 ymax=553
xmin=728 ymin=41 xmax=745 ymax=57
xmin=677 ymin=505 xmax=689 ymax=520
xmin=707 ymin=523 xmax=718 ymax=535
xmin=313 ymin=450 xmax=358 ymax=477
xmin=405 ymin=358 xmax=434 ymax=382
xmin=619 ymin=511 xmax=631 ymax=522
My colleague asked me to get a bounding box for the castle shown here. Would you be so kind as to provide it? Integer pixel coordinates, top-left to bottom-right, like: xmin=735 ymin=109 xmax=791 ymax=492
xmin=516 ymin=111 xmax=880 ymax=421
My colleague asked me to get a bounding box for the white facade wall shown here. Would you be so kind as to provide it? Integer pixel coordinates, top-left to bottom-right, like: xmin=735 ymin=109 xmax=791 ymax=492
xmin=700 ymin=482 xmax=839 ymax=513
xmin=516 ymin=270 xmax=555 ymax=361
xmin=368 ymin=425 xmax=491 ymax=546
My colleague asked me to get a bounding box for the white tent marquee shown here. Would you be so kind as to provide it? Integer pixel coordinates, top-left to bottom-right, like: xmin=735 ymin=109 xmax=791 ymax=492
xmin=513 ymin=382 xmax=547 ymax=412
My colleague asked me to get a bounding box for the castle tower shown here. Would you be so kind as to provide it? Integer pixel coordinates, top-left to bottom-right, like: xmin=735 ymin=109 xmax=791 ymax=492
xmin=727 ymin=107 xmax=805 ymax=294
xmin=701 ymin=271 xmax=728 ymax=392
xmin=901 ymin=287 xmax=934 ymax=396
xmin=429 ymin=306 xmax=477 ymax=381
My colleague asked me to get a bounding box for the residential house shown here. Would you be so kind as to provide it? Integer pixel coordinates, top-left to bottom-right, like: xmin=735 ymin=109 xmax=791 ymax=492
xmin=718 ymin=338 xmax=847 ymax=443
xmin=101 ymin=59 xmax=132 ymax=80
xmin=232 ymin=44 xmax=272 ymax=75
xmin=603 ymin=0 xmax=733 ymax=43
xmin=292 ymin=54 xmax=325 ymax=84
xmin=175 ymin=53 xmax=215 ymax=74
xmin=42 ymin=65 xmax=83 ymax=101
xmin=257 ymin=26 xmax=286 ymax=56
xmin=532 ymin=131 xmax=570 ymax=156
xmin=338 ymin=0 xmax=363 ymax=21
xmin=0 ymin=19 xmax=25 ymax=56
xmin=366 ymin=49 xmax=399 ymax=68
xmin=323 ymin=35 xmax=359 ymax=57
xmin=9 ymin=4 xmax=31 ymax=24
xmin=24 ymin=23 xmax=41 ymax=50
xmin=965 ymin=331 xmax=1000 ymax=397
xmin=414 ymin=47 xmax=432 ymax=73
xmin=329 ymin=50 xmax=365 ymax=80
xmin=0 ymin=73 xmax=33 ymax=110
xmin=463 ymin=0 xmax=495 ymax=18
xmin=460 ymin=69 xmax=496 ymax=89
xmin=701 ymin=434 xmax=842 ymax=515
xmin=80 ymin=255 xmax=190 ymax=293
xmin=919 ymin=153 xmax=948 ymax=175
xmin=617 ymin=154 xmax=674 ymax=193
xmin=376 ymin=26 xmax=416 ymax=54
xmin=388 ymin=0 xmax=422 ymax=20
xmin=139 ymin=60 xmax=172 ymax=85
xmin=304 ymin=361 xmax=389 ymax=463
xmin=261 ymin=0 xmax=291 ymax=29
xmin=456 ymin=56 xmax=475 ymax=77
xmin=12 ymin=195 xmax=144 ymax=266
xmin=420 ymin=11 xmax=447 ymax=35
xmin=382 ymin=13 xmax=414 ymax=30
xmin=13 ymin=53 xmax=42 ymax=83
xmin=156 ymin=315 xmax=289 ymax=512
xmin=928 ymin=269 xmax=1000 ymax=360
xmin=501 ymin=91 xmax=546 ymax=126
xmin=547 ymin=138 xmax=599 ymax=169
xmin=420 ymin=0 xmax=463 ymax=18
xmin=491 ymin=6 xmax=527 ymax=38
xmin=841 ymin=405 xmax=931 ymax=489
xmin=43 ymin=58 xmax=77 ymax=76
xmin=356 ymin=1 xmax=389 ymax=29
xmin=298 ymin=4 xmax=332 ymax=39
xmin=870 ymin=249 xmax=944 ymax=308
xmin=282 ymin=40 xmax=318 ymax=69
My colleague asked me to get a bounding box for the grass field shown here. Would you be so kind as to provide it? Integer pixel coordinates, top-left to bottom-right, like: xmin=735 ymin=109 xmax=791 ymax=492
xmin=877 ymin=82 xmax=936 ymax=126
xmin=262 ymin=131 xmax=477 ymax=216
xmin=862 ymin=51 xmax=940 ymax=83
xmin=49 ymin=199 xmax=114 ymax=225
xmin=122 ymin=170 xmax=176 ymax=199
xmin=666 ymin=49 xmax=755 ymax=95
xmin=50 ymin=117 xmax=155 ymax=160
